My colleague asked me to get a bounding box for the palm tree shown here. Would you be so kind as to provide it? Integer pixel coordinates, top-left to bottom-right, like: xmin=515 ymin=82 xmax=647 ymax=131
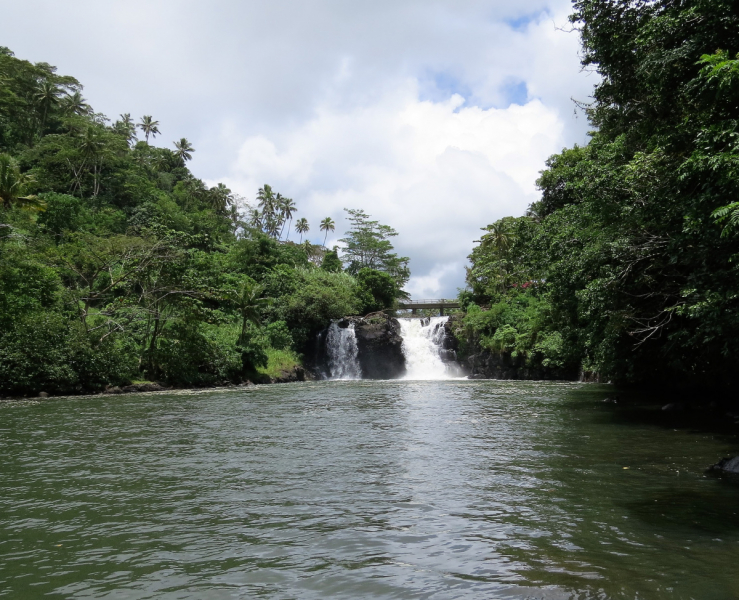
xmin=116 ymin=113 xmax=137 ymax=146
xmin=256 ymin=184 xmax=276 ymax=233
xmin=264 ymin=213 xmax=281 ymax=238
xmin=207 ymin=182 xmax=231 ymax=212
xmin=248 ymin=208 xmax=262 ymax=229
xmin=62 ymin=91 xmax=91 ymax=117
xmin=0 ymin=154 xmax=45 ymax=212
xmin=320 ymin=216 xmax=335 ymax=248
xmin=173 ymin=137 xmax=195 ymax=163
xmin=138 ymin=115 xmax=160 ymax=144
xmin=279 ymin=196 xmax=297 ymax=240
xmin=228 ymin=204 xmax=240 ymax=228
xmin=295 ymin=217 xmax=309 ymax=243
xmin=34 ymin=80 xmax=61 ymax=131
xmin=233 ymin=279 xmax=269 ymax=345
xmin=480 ymin=220 xmax=514 ymax=254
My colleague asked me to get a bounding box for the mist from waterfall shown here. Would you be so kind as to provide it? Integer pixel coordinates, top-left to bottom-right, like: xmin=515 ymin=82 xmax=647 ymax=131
xmin=325 ymin=322 xmax=362 ymax=380
xmin=398 ymin=316 xmax=461 ymax=380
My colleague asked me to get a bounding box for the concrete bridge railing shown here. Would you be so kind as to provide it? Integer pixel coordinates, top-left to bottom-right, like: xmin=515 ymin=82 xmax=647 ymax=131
xmin=397 ymin=299 xmax=460 ymax=316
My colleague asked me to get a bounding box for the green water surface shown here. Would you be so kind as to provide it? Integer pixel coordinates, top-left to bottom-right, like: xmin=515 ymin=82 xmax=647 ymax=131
xmin=1 ymin=380 xmax=738 ymax=599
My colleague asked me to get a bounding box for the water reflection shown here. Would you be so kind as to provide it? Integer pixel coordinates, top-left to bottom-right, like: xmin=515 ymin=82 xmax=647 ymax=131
xmin=1 ymin=380 xmax=738 ymax=599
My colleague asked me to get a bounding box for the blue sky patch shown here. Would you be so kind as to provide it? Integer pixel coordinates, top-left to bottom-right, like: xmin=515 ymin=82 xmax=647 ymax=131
xmin=501 ymin=80 xmax=529 ymax=106
xmin=504 ymin=11 xmax=548 ymax=32
xmin=419 ymin=70 xmax=472 ymax=107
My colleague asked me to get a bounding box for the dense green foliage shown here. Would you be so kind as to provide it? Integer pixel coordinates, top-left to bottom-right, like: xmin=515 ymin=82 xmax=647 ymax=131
xmin=0 ymin=47 xmax=408 ymax=395
xmin=339 ymin=209 xmax=410 ymax=292
xmin=463 ymin=0 xmax=739 ymax=388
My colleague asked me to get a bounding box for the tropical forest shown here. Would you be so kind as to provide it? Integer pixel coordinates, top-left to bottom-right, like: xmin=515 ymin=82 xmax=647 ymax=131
xmin=4 ymin=1 xmax=739 ymax=598
xmin=459 ymin=0 xmax=739 ymax=390
xmin=0 ymin=45 xmax=408 ymax=395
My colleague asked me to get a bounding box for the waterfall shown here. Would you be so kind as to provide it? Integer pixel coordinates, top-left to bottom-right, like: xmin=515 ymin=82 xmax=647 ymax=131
xmin=398 ymin=316 xmax=461 ymax=380
xmin=325 ymin=322 xmax=362 ymax=380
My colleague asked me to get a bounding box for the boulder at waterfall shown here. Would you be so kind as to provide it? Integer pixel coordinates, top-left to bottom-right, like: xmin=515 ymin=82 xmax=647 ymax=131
xmin=347 ymin=313 xmax=406 ymax=379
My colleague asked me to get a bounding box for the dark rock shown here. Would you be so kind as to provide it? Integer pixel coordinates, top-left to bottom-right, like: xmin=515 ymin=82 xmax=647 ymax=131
xmin=140 ymin=382 xmax=166 ymax=392
xmin=438 ymin=349 xmax=457 ymax=363
xmin=465 ymin=350 xmax=575 ymax=381
xmin=38 ymin=391 xmax=49 ymax=398
xmin=272 ymin=365 xmax=312 ymax=384
xmin=120 ymin=382 xmax=166 ymax=393
xmin=710 ymin=456 xmax=739 ymax=474
xmin=580 ymin=370 xmax=603 ymax=383
xmin=353 ymin=313 xmax=406 ymax=379
xmin=239 ymin=381 xmax=256 ymax=387
xmin=440 ymin=319 xmax=459 ymax=351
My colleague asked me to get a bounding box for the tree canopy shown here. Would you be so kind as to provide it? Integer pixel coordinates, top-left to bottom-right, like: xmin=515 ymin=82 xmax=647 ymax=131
xmin=339 ymin=208 xmax=410 ymax=290
xmin=0 ymin=46 xmax=411 ymax=395
xmin=462 ymin=0 xmax=739 ymax=389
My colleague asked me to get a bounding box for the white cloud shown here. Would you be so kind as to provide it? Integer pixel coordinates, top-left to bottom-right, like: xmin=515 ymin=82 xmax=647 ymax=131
xmin=219 ymin=83 xmax=564 ymax=296
xmin=0 ymin=0 xmax=597 ymax=296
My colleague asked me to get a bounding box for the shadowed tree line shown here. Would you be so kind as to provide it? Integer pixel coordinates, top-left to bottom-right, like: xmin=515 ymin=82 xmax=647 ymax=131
xmin=457 ymin=0 xmax=739 ymax=390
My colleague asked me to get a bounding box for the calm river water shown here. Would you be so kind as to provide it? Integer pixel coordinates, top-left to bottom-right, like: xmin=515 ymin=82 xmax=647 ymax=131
xmin=2 ymin=380 xmax=739 ymax=599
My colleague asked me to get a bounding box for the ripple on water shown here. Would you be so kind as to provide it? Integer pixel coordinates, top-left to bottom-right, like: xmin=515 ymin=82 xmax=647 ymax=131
xmin=1 ymin=380 xmax=739 ymax=599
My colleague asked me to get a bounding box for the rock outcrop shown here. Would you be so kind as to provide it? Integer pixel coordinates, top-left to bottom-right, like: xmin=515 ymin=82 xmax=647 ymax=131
xmin=337 ymin=312 xmax=406 ymax=379
xmin=269 ymin=365 xmax=312 ymax=384
xmin=466 ymin=352 xmax=547 ymax=380
xmin=438 ymin=318 xmax=460 ymax=365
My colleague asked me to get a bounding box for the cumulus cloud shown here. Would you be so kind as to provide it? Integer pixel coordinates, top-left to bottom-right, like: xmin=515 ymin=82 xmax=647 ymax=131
xmin=220 ymin=84 xmax=564 ymax=295
xmin=0 ymin=0 xmax=597 ymax=296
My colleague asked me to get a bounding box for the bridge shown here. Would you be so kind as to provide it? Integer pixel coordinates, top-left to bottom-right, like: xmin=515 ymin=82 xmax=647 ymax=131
xmin=397 ymin=299 xmax=460 ymax=316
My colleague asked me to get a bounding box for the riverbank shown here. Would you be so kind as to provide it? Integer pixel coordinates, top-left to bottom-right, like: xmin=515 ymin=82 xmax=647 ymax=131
xmin=0 ymin=349 xmax=311 ymax=401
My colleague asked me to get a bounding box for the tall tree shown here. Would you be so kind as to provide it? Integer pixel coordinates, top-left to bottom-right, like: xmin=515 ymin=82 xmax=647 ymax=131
xmin=320 ymin=216 xmax=335 ymax=248
xmin=279 ymin=196 xmax=297 ymax=240
xmin=114 ymin=113 xmax=137 ymax=146
xmin=248 ymin=208 xmax=262 ymax=229
xmin=138 ymin=115 xmax=160 ymax=144
xmin=207 ymin=182 xmax=231 ymax=213
xmin=0 ymin=153 xmax=44 ymax=211
xmin=173 ymin=137 xmax=194 ymax=163
xmin=339 ymin=209 xmax=410 ymax=287
xmin=230 ymin=279 xmax=269 ymax=345
xmin=34 ymin=80 xmax=61 ymax=132
xmin=62 ymin=91 xmax=90 ymax=117
xmin=295 ymin=217 xmax=309 ymax=243
xmin=510 ymin=0 xmax=739 ymax=387
xmin=257 ymin=184 xmax=275 ymax=216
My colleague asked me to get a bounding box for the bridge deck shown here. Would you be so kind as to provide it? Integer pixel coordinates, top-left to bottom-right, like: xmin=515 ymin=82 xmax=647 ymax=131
xmin=397 ymin=299 xmax=460 ymax=314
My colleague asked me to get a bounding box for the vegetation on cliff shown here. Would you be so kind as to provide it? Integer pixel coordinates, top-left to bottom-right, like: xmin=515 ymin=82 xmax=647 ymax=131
xmin=0 ymin=46 xmax=408 ymax=395
xmin=461 ymin=0 xmax=739 ymax=388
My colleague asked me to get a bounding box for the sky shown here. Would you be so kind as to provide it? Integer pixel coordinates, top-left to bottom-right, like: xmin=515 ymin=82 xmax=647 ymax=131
xmin=0 ymin=0 xmax=597 ymax=298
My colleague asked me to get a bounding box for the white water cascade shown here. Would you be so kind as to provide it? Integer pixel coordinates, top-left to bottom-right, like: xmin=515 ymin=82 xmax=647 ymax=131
xmin=398 ymin=316 xmax=461 ymax=380
xmin=325 ymin=322 xmax=362 ymax=380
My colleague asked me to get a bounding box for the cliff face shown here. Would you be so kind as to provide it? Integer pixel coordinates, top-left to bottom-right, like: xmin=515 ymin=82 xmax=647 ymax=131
xmin=438 ymin=318 xmax=460 ymax=365
xmin=348 ymin=313 xmax=406 ymax=379
xmin=464 ymin=352 xmax=575 ymax=380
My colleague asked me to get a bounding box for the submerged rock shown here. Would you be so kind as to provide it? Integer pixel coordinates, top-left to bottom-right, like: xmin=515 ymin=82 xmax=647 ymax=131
xmin=710 ymin=456 xmax=739 ymax=474
xmin=121 ymin=382 xmax=167 ymax=393
xmin=272 ymin=366 xmax=311 ymax=384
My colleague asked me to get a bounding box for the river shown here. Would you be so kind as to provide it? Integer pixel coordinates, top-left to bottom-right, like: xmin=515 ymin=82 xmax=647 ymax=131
xmin=2 ymin=380 xmax=739 ymax=599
